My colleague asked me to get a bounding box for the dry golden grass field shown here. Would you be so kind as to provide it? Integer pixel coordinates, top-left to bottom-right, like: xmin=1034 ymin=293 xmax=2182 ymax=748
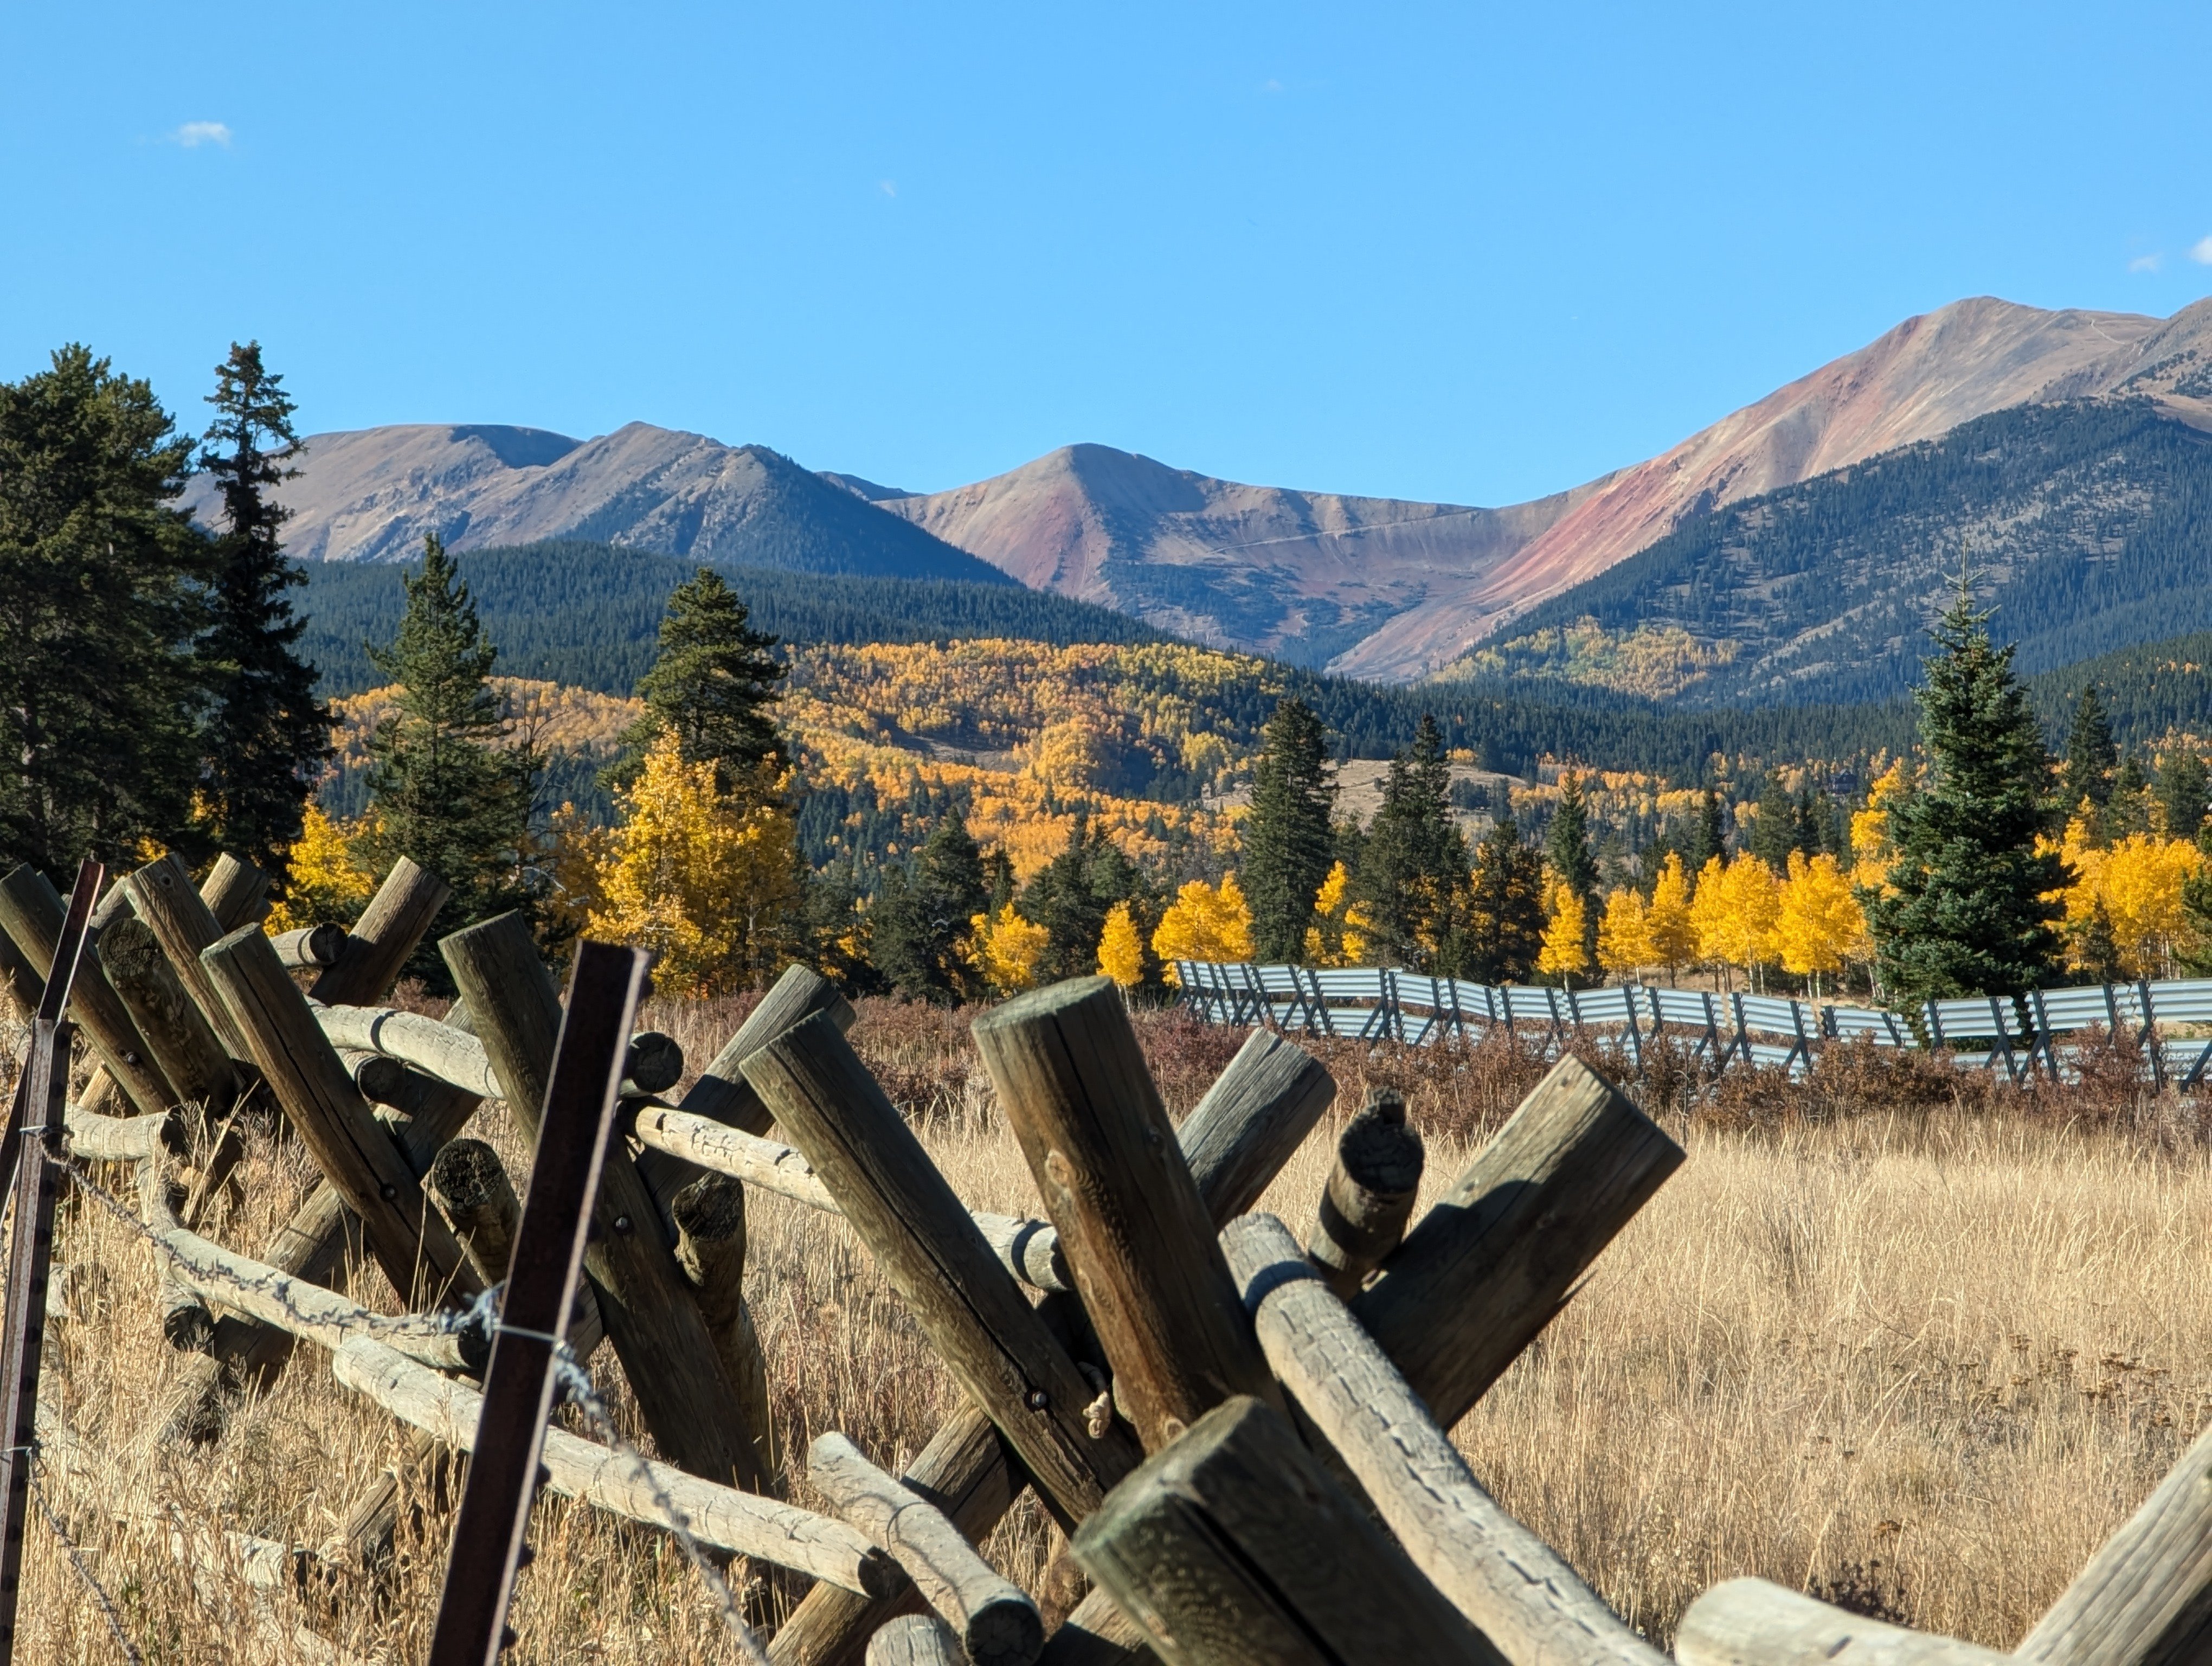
xmin=12 ymin=995 xmax=2212 ymax=1663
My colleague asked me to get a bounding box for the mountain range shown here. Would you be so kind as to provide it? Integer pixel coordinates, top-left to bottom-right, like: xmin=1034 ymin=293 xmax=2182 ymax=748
xmin=197 ymin=294 xmax=2212 ymax=696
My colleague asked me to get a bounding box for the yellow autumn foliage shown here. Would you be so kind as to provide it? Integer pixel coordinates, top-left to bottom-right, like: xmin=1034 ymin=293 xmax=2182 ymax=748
xmin=1097 ymin=901 xmax=1145 ymax=989
xmin=1596 ymin=887 xmax=1652 ymax=977
xmin=1775 ymin=851 xmax=1866 ymax=991
xmin=2053 ymin=822 xmax=2205 ymax=978
xmin=1301 ymin=861 xmax=1371 ymax=968
xmin=966 ymin=903 xmax=1047 ymax=996
xmin=1644 ymin=852 xmax=1696 ymax=977
xmin=267 ymin=804 xmax=378 ymax=933
xmin=1693 ymin=852 xmax=1783 ymax=986
xmin=1537 ymin=884 xmax=1592 ymax=984
xmin=1153 ymin=874 xmax=1255 ymax=983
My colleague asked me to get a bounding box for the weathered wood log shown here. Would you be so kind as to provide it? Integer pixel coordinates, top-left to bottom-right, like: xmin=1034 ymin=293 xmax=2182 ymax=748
xmin=973 ymin=976 xmax=1282 ymax=1451
xmin=744 ymin=1010 xmax=1140 ymax=1529
xmin=1352 ymin=1054 xmax=1684 ymax=1429
xmin=272 ymin=924 xmax=348 ymax=969
xmin=681 ymin=963 xmax=857 ymax=1133
xmin=811 ymin=1432 xmax=1042 ymax=1666
xmin=1308 ymin=1086 xmax=1424 ymax=1301
xmin=0 ymin=863 xmax=176 ymax=1116
xmin=200 ymin=853 xmax=271 ymax=931
xmin=627 ymin=1028 xmax=684 ymax=1094
xmin=139 ymin=1158 xmax=216 ymax=1353
xmin=767 ymin=1029 xmax=1335 ymax=1666
xmin=670 ymin=1174 xmax=779 ymax=1482
xmin=1071 ymin=1395 xmax=1497 ymax=1666
xmin=423 ymin=1138 xmax=607 ymax=1354
xmin=330 ymin=1337 xmax=903 ymax=1595
xmin=333 ymin=1046 xmax=408 ymax=1107
xmin=975 ymin=1213 xmax=1072 ymax=1295
xmin=2014 ymin=1412 xmax=2212 ymax=1666
xmin=632 ymin=1106 xmax=839 ymax=1209
xmin=1222 ymin=1213 xmax=1664 ymax=1666
xmin=1674 ymin=1579 xmax=2006 ymax=1666
xmin=768 ymin=1407 xmax=1022 ymax=1666
xmin=98 ymin=915 xmax=244 ymax=1116
xmin=0 ymin=930 xmax=125 ymax=1119
xmin=307 ymin=856 xmax=450 ymax=1007
xmin=122 ymin=852 xmax=258 ymax=1060
xmin=866 ymin=1616 xmax=964 ymax=1666
xmin=63 ymin=1105 xmax=185 ymax=1160
xmin=178 ymin=1104 xmax=247 ymax=1231
xmin=314 ymin=1005 xmax=500 ymax=1097
xmin=199 ymin=925 xmax=478 ymax=1309
xmin=441 ymin=911 xmax=763 ymax=1489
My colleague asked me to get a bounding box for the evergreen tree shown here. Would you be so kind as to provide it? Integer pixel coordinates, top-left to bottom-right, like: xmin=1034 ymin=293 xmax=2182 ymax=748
xmin=358 ymin=535 xmax=535 ymax=975
xmin=1465 ymin=810 xmax=1547 ymax=984
xmin=1689 ymin=785 xmax=1728 ymax=870
xmin=1241 ymin=697 xmax=1337 ymax=960
xmin=1355 ymin=715 xmax=1469 ymax=970
xmin=2062 ymin=686 xmax=2117 ymax=810
xmin=871 ymin=806 xmax=991 ymax=1003
xmin=2161 ymin=750 xmax=2209 ymax=840
xmin=1546 ymin=770 xmax=1600 ymax=963
xmin=2108 ymin=754 xmax=2150 ymax=838
xmin=1021 ymin=817 xmax=1144 ymax=983
xmin=0 ymin=345 xmax=213 ymax=875
xmin=1747 ymin=774 xmax=1799 ymax=873
xmin=194 ymin=342 xmax=329 ymax=872
xmin=612 ymin=567 xmax=786 ymax=794
xmin=1865 ymin=578 xmax=2067 ymax=1001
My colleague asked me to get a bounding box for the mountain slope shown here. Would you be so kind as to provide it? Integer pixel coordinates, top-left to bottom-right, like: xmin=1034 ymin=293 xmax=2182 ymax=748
xmin=181 ymin=422 xmax=1012 ymax=584
xmin=865 ymin=443 xmax=1598 ymax=667
xmin=1435 ymin=398 xmax=2212 ymax=707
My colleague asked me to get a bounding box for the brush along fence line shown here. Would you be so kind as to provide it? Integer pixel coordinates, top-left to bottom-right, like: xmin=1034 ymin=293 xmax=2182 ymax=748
xmin=1174 ymin=959 xmax=2212 ymax=1087
xmin=4 ymin=853 xmax=2211 ymax=1666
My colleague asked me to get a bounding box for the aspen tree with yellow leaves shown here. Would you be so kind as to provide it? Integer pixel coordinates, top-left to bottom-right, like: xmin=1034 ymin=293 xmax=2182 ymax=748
xmin=1152 ymin=873 xmax=1255 ymax=982
xmin=1775 ymin=851 xmax=1864 ymax=997
xmin=1644 ymin=851 xmax=1696 ymax=983
xmin=1693 ymin=851 xmax=1783 ymax=991
xmin=1537 ymin=883 xmax=1593 ymax=986
xmin=2054 ymin=821 xmax=2205 ymax=978
xmin=265 ymin=803 xmax=377 ymax=933
xmin=1097 ymin=900 xmax=1144 ymax=991
xmin=1301 ymin=860 xmax=1371 ymax=967
xmin=1596 ymin=887 xmax=1652 ymax=980
xmin=586 ymin=734 xmax=804 ymax=997
xmin=966 ymin=902 xmax=1047 ymax=995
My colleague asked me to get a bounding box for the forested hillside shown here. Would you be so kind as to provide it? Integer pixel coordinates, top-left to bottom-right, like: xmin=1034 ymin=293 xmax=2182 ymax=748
xmin=1444 ymin=398 xmax=2212 ymax=704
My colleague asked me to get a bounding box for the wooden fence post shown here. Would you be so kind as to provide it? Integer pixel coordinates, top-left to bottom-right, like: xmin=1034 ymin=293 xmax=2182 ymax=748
xmin=1675 ymin=1579 xmax=2007 ymax=1666
xmin=1070 ymin=1396 xmax=1497 ymax=1666
xmin=1306 ymin=1086 xmax=1423 ymax=1302
xmin=441 ymin=911 xmax=764 ymax=1490
xmin=123 ymin=852 xmax=259 ymax=1060
xmin=742 ymin=1009 xmax=1142 ymax=1529
xmin=0 ymin=863 xmax=176 ymax=1117
xmin=670 ymin=1172 xmax=779 ymax=1482
xmin=199 ymin=853 xmax=271 ymax=931
xmin=308 ymin=856 xmax=451 ymax=1007
xmin=973 ymin=976 xmax=1282 ymax=1452
xmin=678 ymin=962 xmax=857 ymax=1135
xmin=97 ymin=915 xmax=244 ymax=1117
xmin=1351 ymin=1054 xmax=1683 ymax=1428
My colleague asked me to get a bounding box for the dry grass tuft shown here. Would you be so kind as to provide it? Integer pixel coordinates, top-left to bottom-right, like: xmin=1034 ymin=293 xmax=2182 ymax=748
xmin=11 ymin=997 xmax=2212 ymax=1660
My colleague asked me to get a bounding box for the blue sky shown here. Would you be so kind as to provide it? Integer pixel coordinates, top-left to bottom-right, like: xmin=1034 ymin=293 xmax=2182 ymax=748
xmin=4 ymin=2 xmax=2209 ymax=507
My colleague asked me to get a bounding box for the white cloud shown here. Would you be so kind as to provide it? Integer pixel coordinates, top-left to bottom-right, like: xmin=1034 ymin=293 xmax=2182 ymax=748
xmin=2191 ymin=235 xmax=2212 ymax=265
xmin=878 ymin=179 xmax=896 ymax=197
xmin=168 ymin=121 xmax=232 ymax=149
xmin=2130 ymin=253 xmax=2163 ymax=273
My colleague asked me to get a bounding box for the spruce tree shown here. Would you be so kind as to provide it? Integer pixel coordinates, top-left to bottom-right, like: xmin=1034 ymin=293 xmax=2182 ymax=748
xmin=1689 ymin=785 xmax=1728 ymax=870
xmin=2062 ymin=687 xmax=2117 ymax=810
xmin=0 ymin=345 xmax=213 ymax=875
xmin=1021 ymin=817 xmax=1143 ymax=982
xmin=612 ymin=567 xmax=785 ymax=794
xmin=871 ymin=806 xmax=991 ymax=1003
xmin=1465 ymin=810 xmax=1546 ymax=984
xmin=2161 ymin=751 xmax=2209 ymax=840
xmin=1865 ymin=579 xmax=2067 ymax=1002
xmin=1546 ymin=770 xmax=1600 ymax=963
xmin=1747 ymin=774 xmax=1798 ymax=873
xmin=359 ymin=536 xmax=534 ymax=972
xmin=1242 ymin=697 xmax=1337 ymax=960
xmin=1355 ymin=715 xmax=1469 ymax=970
xmin=195 ymin=341 xmax=330 ymax=871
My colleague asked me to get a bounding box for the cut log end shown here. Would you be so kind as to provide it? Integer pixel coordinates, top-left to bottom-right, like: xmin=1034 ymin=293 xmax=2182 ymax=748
xmin=626 ymin=1029 xmax=685 ymax=1095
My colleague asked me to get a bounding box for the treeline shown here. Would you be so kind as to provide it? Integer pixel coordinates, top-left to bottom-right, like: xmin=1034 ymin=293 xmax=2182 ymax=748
xmin=1495 ymin=396 xmax=2212 ymax=705
xmin=297 ymin=540 xmax=1165 ymax=695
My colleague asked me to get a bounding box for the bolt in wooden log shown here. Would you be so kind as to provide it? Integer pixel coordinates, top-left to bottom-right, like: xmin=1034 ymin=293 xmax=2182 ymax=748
xmin=767 ymin=1029 xmax=1335 ymax=1666
xmin=122 ymin=852 xmax=259 ymax=1060
xmin=332 ymin=1336 xmax=902 ymax=1595
xmin=1223 ymin=1213 xmax=1665 ymax=1666
xmin=811 ymin=1432 xmax=1043 ymax=1666
xmin=199 ymin=925 xmax=478 ymax=1309
xmin=307 ymin=856 xmax=451 ymax=1007
xmin=1352 ymin=1054 xmax=1684 ymax=1430
xmin=973 ymin=976 xmax=1283 ymax=1451
xmin=441 ymin=910 xmax=764 ymax=1489
xmin=2014 ymin=1411 xmax=2212 ymax=1666
xmin=0 ymin=863 xmax=176 ymax=1117
xmin=98 ymin=915 xmax=244 ymax=1116
xmin=744 ymin=1009 xmax=1141 ymax=1529
xmin=272 ymin=924 xmax=348 ymax=969
xmin=681 ymin=962 xmax=856 ymax=1134
xmin=1674 ymin=1580 xmax=2007 ymax=1666
xmin=1071 ymin=1395 xmax=1497 ymax=1666
xmin=670 ymin=1173 xmax=779 ymax=1482
xmin=200 ymin=853 xmax=272 ymax=931
xmin=866 ymin=1616 xmax=964 ymax=1666
xmin=1307 ymin=1086 xmax=1424 ymax=1301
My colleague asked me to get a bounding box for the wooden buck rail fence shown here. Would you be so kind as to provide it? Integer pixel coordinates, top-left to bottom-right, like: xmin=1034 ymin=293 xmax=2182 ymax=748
xmin=1174 ymin=959 xmax=2212 ymax=1088
xmin=4 ymin=847 xmax=2211 ymax=1665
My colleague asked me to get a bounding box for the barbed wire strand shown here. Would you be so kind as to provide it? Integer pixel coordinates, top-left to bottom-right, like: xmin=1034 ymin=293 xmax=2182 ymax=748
xmin=28 ymin=1462 xmax=145 ymax=1666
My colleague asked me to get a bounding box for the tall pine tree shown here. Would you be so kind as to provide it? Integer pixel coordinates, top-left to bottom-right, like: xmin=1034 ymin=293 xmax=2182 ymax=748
xmin=195 ymin=342 xmax=330 ymax=872
xmin=611 ymin=567 xmax=786 ymax=794
xmin=1689 ymin=785 xmax=1728 ymax=870
xmin=2062 ymin=686 xmax=2117 ymax=811
xmin=0 ymin=345 xmax=212 ymax=875
xmin=1866 ymin=578 xmax=2067 ymax=1002
xmin=1242 ymin=697 xmax=1337 ymax=961
xmin=359 ymin=535 xmax=535 ymax=972
xmin=1021 ymin=817 xmax=1144 ymax=982
xmin=1546 ymin=769 xmax=1600 ymax=964
xmin=1355 ymin=715 xmax=1469 ymax=970
xmin=1465 ymin=809 xmax=1547 ymax=984
xmin=871 ymin=805 xmax=992 ymax=1003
